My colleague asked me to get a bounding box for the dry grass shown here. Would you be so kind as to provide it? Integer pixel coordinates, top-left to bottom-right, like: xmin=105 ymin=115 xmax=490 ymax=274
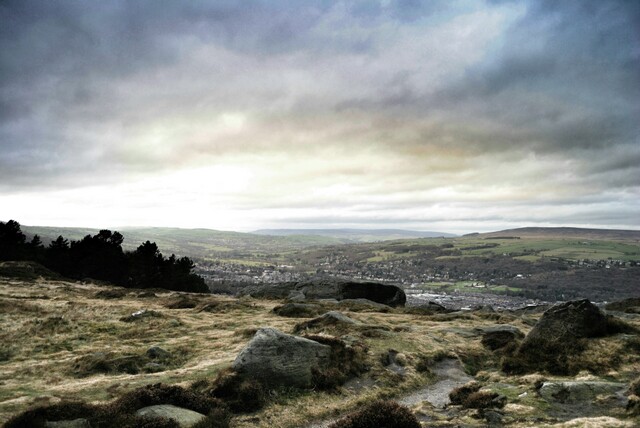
xmin=1 ymin=276 xmax=639 ymax=427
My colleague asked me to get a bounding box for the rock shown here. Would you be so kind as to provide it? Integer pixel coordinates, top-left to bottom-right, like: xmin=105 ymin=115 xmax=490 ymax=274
xmin=143 ymin=362 xmax=165 ymax=373
xmin=146 ymin=346 xmax=171 ymax=359
xmin=407 ymin=301 xmax=450 ymax=314
xmin=299 ymin=280 xmax=406 ymax=307
xmin=627 ymin=394 xmax=640 ymax=416
xmin=232 ymin=327 xmax=331 ymax=388
xmin=539 ymin=381 xmax=626 ymax=403
xmin=136 ymin=404 xmax=205 ymax=427
xmin=526 ymin=300 xmax=611 ymax=342
xmin=477 ymin=325 xmax=524 ymax=350
xmin=120 ymin=309 xmax=163 ymax=322
xmin=294 ymin=311 xmax=359 ymax=333
xmin=272 ymin=303 xmax=322 ymax=318
xmin=45 ymin=419 xmax=90 ymax=428
xmin=504 ymin=300 xmax=624 ymax=374
xmin=338 ymin=299 xmax=392 ymax=311
xmin=382 ymin=349 xmax=407 ymax=376
xmin=606 ymin=298 xmax=640 ymax=314
xmin=241 ymin=280 xmax=406 ymax=307
xmin=482 ymin=409 xmax=504 ymax=426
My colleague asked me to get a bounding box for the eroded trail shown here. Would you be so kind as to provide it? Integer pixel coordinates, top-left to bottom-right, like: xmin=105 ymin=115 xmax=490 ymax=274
xmin=398 ymin=358 xmax=473 ymax=408
xmin=306 ymin=358 xmax=473 ymax=427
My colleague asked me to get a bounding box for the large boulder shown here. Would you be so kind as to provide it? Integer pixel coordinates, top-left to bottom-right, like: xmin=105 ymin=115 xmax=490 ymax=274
xmin=136 ymin=404 xmax=205 ymax=427
xmin=232 ymin=328 xmax=331 ymax=388
xmin=241 ymin=280 xmax=406 ymax=307
xmin=503 ymin=299 xmax=625 ymax=374
xmin=299 ymin=280 xmax=406 ymax=307
xmin=524 ymin=299 xmax=610 ymax=343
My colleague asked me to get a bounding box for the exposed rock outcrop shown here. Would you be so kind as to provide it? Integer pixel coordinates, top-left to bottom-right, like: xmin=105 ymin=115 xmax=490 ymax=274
xmin=272 ymin=302 xmax=323 ymax=318
xmin=293 ymin=311 xmax=359 ymax=333
xmin=539 ymin=381 xmax=626 ymax=404
xmin=232 ymin=328 xmax=331 ymax=388
xmin=478 ymin=325 xmax=524 ymax=351
xmin=135 ymin=404 xmax=205 ymax=427
xmin=503 ymin=299 xmax=629 ymax=374
xmin=240 ymin=279 xmax=406 ymax=307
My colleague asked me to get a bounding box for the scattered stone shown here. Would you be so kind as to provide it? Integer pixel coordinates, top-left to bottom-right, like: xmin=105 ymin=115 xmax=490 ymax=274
xmin=626 ymin=394 xmax=640 ymax=416
xmin=147 ymin=346 xmax=171 ymax=359
xmin=164 ymin=296 xmax=198 ymax=309
xmin=382 ymin=349 xmax=407 ymax=376
xmin=272 ymin=303 xmax=322 ymax=318
xmin=137 ymin=291 xmax=157 ymax=298
xmin=143 ymin=362 xmax=165 ymax=373
xmin=338 ymin=298 xmax=392 ymax=311
xmin=477 ymin=325 xmax=524 ymax=351
xmin=605 ymin=298 xmax=640 ymax=314
xmin=539 ymin=381 xmax=627 ymax=403
xmin=481 ymin=409 xmax=504 ymax=426
xmin=232 ymin=328 xmax=331 ymax=388
xmin=120 ymin=309 xmax=163 ymax=322
xmin=293 ymin=311 xmax=359 ymax=333
xmin=93 ymin=289 xmax=127 ymax=299
xmin=45 ymin=419 xmax=90 ymax=428
xmin=135 ymin=404 xmax=205 ymax=427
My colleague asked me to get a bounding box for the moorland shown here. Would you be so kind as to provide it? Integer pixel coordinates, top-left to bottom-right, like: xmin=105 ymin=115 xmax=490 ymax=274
xmin=1 ymin=222 xmax=639 ymax=427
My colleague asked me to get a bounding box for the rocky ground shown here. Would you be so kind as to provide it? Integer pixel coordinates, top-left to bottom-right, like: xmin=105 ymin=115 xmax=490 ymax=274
xmin=0 ymin=272 xmax=639 ymax=427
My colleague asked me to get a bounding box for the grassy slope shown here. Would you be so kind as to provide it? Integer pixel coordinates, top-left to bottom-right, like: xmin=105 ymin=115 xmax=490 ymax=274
xmin=1 ymin=276 xmax=638 ymax=427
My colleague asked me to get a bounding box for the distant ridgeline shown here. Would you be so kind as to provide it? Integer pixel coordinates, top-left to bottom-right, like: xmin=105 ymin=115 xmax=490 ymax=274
xmin=0 ymin=220 xmax=208 ymax=293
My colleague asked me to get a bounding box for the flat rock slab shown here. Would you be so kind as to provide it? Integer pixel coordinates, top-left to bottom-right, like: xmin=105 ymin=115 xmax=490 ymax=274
xmin=233 ymin=327 xmax=331 ymax=388
xmin=540 ymin=381 xmax=627 ymax=403
xmin=136 ymin=404 xmax=205 ymax=427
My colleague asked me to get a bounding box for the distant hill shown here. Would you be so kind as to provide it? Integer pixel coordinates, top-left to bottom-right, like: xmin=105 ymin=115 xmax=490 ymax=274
xmin=479 ymin=227 xmax=640 ymax=242
xmin=253 ymin=228 xmax=457 ymax=242
xmin=19 ymin=225 xmax=349 ymax=259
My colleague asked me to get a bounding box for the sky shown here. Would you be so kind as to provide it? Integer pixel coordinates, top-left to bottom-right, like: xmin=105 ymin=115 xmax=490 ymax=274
xmin=1 ymin=0 xmax=639 ymax=235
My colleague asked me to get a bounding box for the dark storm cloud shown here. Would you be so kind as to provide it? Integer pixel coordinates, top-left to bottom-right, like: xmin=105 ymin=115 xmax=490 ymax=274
xmin=0 ymin=0 xmax=638 ymax=230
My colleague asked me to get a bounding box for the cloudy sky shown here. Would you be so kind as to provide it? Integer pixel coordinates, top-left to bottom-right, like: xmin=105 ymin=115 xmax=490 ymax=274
xmin=1 ymin=0 xmax=638 ymax=234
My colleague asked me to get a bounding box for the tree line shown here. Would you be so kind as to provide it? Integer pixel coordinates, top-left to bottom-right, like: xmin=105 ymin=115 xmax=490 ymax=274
xmin=0 ymin=220 xmax=208 ymax=293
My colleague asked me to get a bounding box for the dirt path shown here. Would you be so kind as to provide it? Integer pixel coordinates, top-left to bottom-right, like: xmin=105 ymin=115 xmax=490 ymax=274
xmin=398 ymin=358 xmax=473 ymax=408
xmin=305 ymin=358 xmax=473 ymax=427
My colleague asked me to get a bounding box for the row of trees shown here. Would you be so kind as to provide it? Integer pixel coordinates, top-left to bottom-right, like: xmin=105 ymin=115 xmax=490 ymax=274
xmin=0 ymin=220 xmax=208 ymax=293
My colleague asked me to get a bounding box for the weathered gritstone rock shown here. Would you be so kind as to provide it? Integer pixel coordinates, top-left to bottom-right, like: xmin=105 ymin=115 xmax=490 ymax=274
xmin=539 ymin=381 xmax=627 ymax=403
xmin=241 ymin=279 xmax=406 ymax=307
xmin=477 ymin=325 xmax=524 ymax=350
xmin=45 ymin=419 xmax=90 ymax=428
xmin=272 ymin=302 xmax=322 ymax=318
xmin=136 ymin=404 xmax=205 ymax=427
xmin=524 ymin=300 xmax=610 ymax=344
xmin=294 ymin=311 xmax=359 ymax=333
xmin=232 ymin=327 xmax=331 ymax=388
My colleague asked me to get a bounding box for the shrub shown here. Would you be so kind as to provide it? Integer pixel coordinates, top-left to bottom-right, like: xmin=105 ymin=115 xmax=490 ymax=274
xmin=328 ymin=400 xmax=420 ymax=428
xmin=110 ymin=383 xmax=221 ymax=415
xmin=449 ymin=382 xmax=482 ymax=405
xmin=305 ymin=335 xmax=368 ymax=390
xmin=4 ymin=401 xmax=96 ymax=428
xmin=192 ymin=407 xmax=233 ymax=428
xmin=629 ymin=376 xmax=640 ymax=396
xmin=164 ymin=296 xmax=198 ymax=309
xmin=461 ymin=391 xmax=505 ymax=409
xmin=204 ymin=369 xmax=267 ymax=413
